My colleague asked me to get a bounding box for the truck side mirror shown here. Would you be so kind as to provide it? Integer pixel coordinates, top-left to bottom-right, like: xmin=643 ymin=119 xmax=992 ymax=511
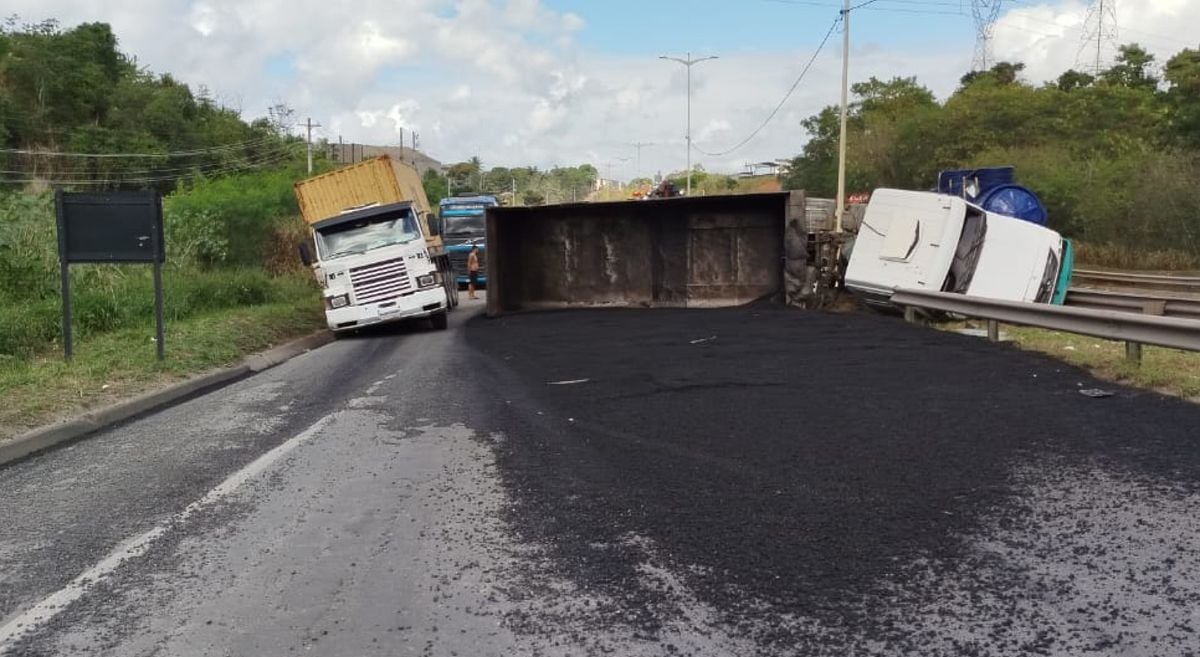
xmin=298 ymin=243 xmax=312 ymax=267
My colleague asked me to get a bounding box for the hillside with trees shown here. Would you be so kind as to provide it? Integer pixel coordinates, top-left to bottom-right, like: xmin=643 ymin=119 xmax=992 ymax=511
xmin=785 ymin=44 xmax=1200 ymax=261
xmin=0 ymin=18 xmax=299 ymax=191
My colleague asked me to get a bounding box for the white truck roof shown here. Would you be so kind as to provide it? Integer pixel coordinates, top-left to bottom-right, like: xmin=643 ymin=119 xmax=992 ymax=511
xmin=844 ymin=189 xmax=967 ymax=298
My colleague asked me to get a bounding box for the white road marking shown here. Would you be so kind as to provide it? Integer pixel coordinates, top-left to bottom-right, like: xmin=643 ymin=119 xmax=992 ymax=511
xmin=0 ymin=412 xmax=341 ymax=652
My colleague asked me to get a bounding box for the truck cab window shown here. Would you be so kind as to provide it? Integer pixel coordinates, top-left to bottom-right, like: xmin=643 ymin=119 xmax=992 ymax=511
xmin=316 ymin=210 xmax=421 ymax=260
xmin=942 ymin=208 xmax=987 ymax=294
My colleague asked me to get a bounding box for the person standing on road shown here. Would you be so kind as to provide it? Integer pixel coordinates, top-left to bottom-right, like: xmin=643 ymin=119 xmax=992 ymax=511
xmin=467 ymin=245 xmax=480 ymax=300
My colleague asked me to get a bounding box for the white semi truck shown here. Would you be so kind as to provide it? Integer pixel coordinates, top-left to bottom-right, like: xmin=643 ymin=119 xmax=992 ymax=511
xmin=295 ymin=156 xmax=458 ymax=332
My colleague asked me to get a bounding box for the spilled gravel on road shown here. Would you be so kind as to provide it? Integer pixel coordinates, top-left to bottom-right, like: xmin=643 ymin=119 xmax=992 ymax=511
xmin=466 ymin=305 xmax=1200 ymax=655
xmin=865 ymin=456 xmax=1200 ymax=655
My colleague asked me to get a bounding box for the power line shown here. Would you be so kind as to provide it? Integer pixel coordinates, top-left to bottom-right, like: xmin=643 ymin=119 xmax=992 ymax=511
xmin=693 ymin=15 xmax=841 ymax=158
xmin=0 ymin=143 xmax=305 ymax=186
xmin=0 ymin=136 xmax=285 ymax=159
xmin=0 ymin=142 xmax=302 ymax=177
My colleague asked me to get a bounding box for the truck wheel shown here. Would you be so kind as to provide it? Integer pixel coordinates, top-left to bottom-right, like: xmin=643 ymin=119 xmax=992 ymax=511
xmin=430 ymin=310 xmax=449 ymax=331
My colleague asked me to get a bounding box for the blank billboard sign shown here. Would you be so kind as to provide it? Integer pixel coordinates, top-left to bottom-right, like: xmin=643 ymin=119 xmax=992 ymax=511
xmin=56 ymin=191 xmax=164 ymax=263
xmin=54 ymin=190 xmax=166 ymax=360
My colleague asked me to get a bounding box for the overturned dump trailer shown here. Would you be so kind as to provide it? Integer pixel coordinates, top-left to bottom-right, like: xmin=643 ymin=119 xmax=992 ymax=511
xmin=486 ymin=192 xmax=841 ymax=315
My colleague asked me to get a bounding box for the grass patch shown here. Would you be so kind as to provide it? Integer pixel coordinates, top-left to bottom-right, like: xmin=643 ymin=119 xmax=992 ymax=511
xmin=1073 ymin=242 xmax=1200 ymax=271
xmin=950 ymin=321 xmax=1200 ymax=399
xmin=0 ymin=299 xmax=324 ymax=440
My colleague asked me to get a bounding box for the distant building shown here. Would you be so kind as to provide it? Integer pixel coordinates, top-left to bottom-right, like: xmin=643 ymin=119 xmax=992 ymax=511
xmin=738 ymin=159 xmax=792 ymax=178
xmin=327 ymin=142 xmax=443 ymax=176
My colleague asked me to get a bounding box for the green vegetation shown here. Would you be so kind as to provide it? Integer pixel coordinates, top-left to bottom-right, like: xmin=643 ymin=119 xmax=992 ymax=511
xmin=0 ymin=171 xmax=323 ymax=434
xmin=431 ymin=157 xmax=599 ymax=205
xmin=948 ymin=322 xmax=1200 ymax=400
xmin=785 ymin=44 xmax=1200 ymax=263
xmin=0 ymin=298 xmax=323 ymax=438
xmin=0 ymin=19 xmax=303 ymax=191
xmin=0 ymin=19 xmax=325 ymax=434
xmin=0 ymin=169 xmax=320 ymax=359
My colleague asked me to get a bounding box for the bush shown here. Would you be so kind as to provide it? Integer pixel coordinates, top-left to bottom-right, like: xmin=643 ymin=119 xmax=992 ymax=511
xmin=0 ymin=300 xmax=61 ymax=358
xmin=165 ymin=206 xmax=229 ymax=267
xmin=0 ymin=166 xmax=322 ymax=359
xmin=164 ymin=166 xmax=307 ymax=266
xmin=0 ymin=192 xmax=57 ymax=303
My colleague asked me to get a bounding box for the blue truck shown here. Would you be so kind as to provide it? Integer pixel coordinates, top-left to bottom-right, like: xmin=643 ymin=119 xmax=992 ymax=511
xmin=440 ymin=195 xmax=499 ymax=287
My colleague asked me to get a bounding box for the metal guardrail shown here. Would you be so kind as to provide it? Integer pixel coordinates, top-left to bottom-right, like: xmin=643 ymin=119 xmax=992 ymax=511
xmin=1065 ymin=288 xmax=1200 ymax=321
xmin=1072 ymin=269 xmax=1200 ymax=294
xmin=890 ymin=288 xmax=1200 ymax=362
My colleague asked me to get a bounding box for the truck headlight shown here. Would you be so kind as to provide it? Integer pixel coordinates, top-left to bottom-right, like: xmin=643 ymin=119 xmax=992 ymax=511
xmin=325 ymin=294 xmax=350 ymax=309
xmin=416 ymin=274 xmax=436 ymax=288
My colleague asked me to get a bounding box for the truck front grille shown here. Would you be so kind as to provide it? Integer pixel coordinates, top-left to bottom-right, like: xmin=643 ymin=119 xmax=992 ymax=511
xmin=350 ymin=257 xmax=412 ymax=304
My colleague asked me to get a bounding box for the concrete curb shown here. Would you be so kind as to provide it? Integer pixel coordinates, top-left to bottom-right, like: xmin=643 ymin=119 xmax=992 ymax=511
xmin=0 ymin=330 xmax=335 ymax=467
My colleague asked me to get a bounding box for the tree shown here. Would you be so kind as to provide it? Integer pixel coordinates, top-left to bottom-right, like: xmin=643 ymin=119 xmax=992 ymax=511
xmin=960 ymin=61 xmax=1026 ymax=88
xmin=1164 ymin=48 xmax=1200 ymax=148
xmin=522 ymin=189 xmax=545 ymax=206
xmin=422 ymin=168 xmax=448 ymax=206
xmin=1056 ymin=69 xmax=1095 ymax=92
xmin=0 ymin=19 xmax=294 ymax=190
xmin=446 ymin=160 xmax=481 ymax=193
xmin=1102 ymin=43 xmax=1157 ymax=91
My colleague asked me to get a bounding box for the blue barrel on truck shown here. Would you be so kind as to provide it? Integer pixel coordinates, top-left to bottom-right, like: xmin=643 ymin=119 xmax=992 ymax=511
xmin=440 ymin=196 xmax=499 ymax=287
xmin=938 ymin=167 xmax=1047 ymax=226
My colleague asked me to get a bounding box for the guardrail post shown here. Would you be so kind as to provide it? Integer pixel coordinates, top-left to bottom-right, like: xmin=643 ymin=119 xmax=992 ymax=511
xmin=904 ymin=306 xmax=918 ymax=324
xmin=986 ymin=319 xmax=1000 ymax=342
xmin=1125 ymin=341 xmax=1143 ymax=364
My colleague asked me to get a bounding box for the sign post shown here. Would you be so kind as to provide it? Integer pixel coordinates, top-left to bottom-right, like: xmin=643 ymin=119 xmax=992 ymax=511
xmin=55 ymin=191 xmax=166 ymax=361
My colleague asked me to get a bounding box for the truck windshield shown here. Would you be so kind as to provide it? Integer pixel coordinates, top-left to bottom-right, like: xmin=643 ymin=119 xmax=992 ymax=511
xmin=1035 ymin=248 xmax=1061 ymax=303
xmin=316 ymin=210 xmax=421 ymax=260
xmin=443 ymin=214 xmax=485 ymax=236
xmin=942 ymin=208 xmax=988 ymax=293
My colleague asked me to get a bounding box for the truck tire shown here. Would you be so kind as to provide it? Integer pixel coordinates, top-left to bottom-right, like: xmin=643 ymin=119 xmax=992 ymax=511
xmin=430 ymin=310 xmax=449 ymax=331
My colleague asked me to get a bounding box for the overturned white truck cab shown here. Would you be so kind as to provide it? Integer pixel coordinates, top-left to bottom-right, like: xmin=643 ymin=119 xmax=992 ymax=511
xmin=844 ymin=189 xmax=1071 ymax=308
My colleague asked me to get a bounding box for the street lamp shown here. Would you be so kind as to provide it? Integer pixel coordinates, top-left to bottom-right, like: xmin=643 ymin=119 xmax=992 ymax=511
xmin=659 ymin=52 xmax=718 ymax=196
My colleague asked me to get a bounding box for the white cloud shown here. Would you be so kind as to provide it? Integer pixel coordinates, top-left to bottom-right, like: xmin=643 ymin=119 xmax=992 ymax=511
xmin=7 ymin=1 xmax=1200 ymax=178
xmin=993 ymin=0 xmax=1200 ymax=84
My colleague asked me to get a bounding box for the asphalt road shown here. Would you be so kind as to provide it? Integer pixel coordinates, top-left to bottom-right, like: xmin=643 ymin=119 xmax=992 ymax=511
xmin=2 ymin=299 xmax=1200 ymax=656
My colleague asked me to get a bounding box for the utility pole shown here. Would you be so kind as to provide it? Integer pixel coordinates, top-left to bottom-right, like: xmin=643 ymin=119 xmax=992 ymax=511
xmin=512 ymin=177 xmax=517 ymax=206
xmin=662 ymin=53 xmax=715 ymax=195
xmin=631 ymin=142 xmax=654 ymax=181
xmin=615 ymin=156 xmax=632 ymax=188
xmin=835 ymin=0 xmax=850 ymax=233
xmin=305 ymin=117 xmax=322 ymax=175
xmin=970 ymin=1 xmax=1003 ymax=71
xmin=1079 ymin=0 xmax=1118 ymax=73
xmin=399 ymin=127 xmax=405 ymax=162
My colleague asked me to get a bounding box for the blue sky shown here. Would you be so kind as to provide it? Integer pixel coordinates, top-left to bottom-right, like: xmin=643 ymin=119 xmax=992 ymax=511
xmin=548 ymin=0 xmax=975 ymax=55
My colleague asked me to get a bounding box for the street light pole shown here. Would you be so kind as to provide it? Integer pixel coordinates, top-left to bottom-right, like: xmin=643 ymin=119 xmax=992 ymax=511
xmin=631 ymin=142 xmax=654 ymax=182
xmin=660 ymin=53 xmax=718 ymax=196
xmin=835 ymin=0 xmax=851 ymax=233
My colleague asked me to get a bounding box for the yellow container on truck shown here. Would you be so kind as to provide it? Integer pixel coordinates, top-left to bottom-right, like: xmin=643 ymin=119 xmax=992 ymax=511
xmin=294 ymin=155 xmax=441 ymax=251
